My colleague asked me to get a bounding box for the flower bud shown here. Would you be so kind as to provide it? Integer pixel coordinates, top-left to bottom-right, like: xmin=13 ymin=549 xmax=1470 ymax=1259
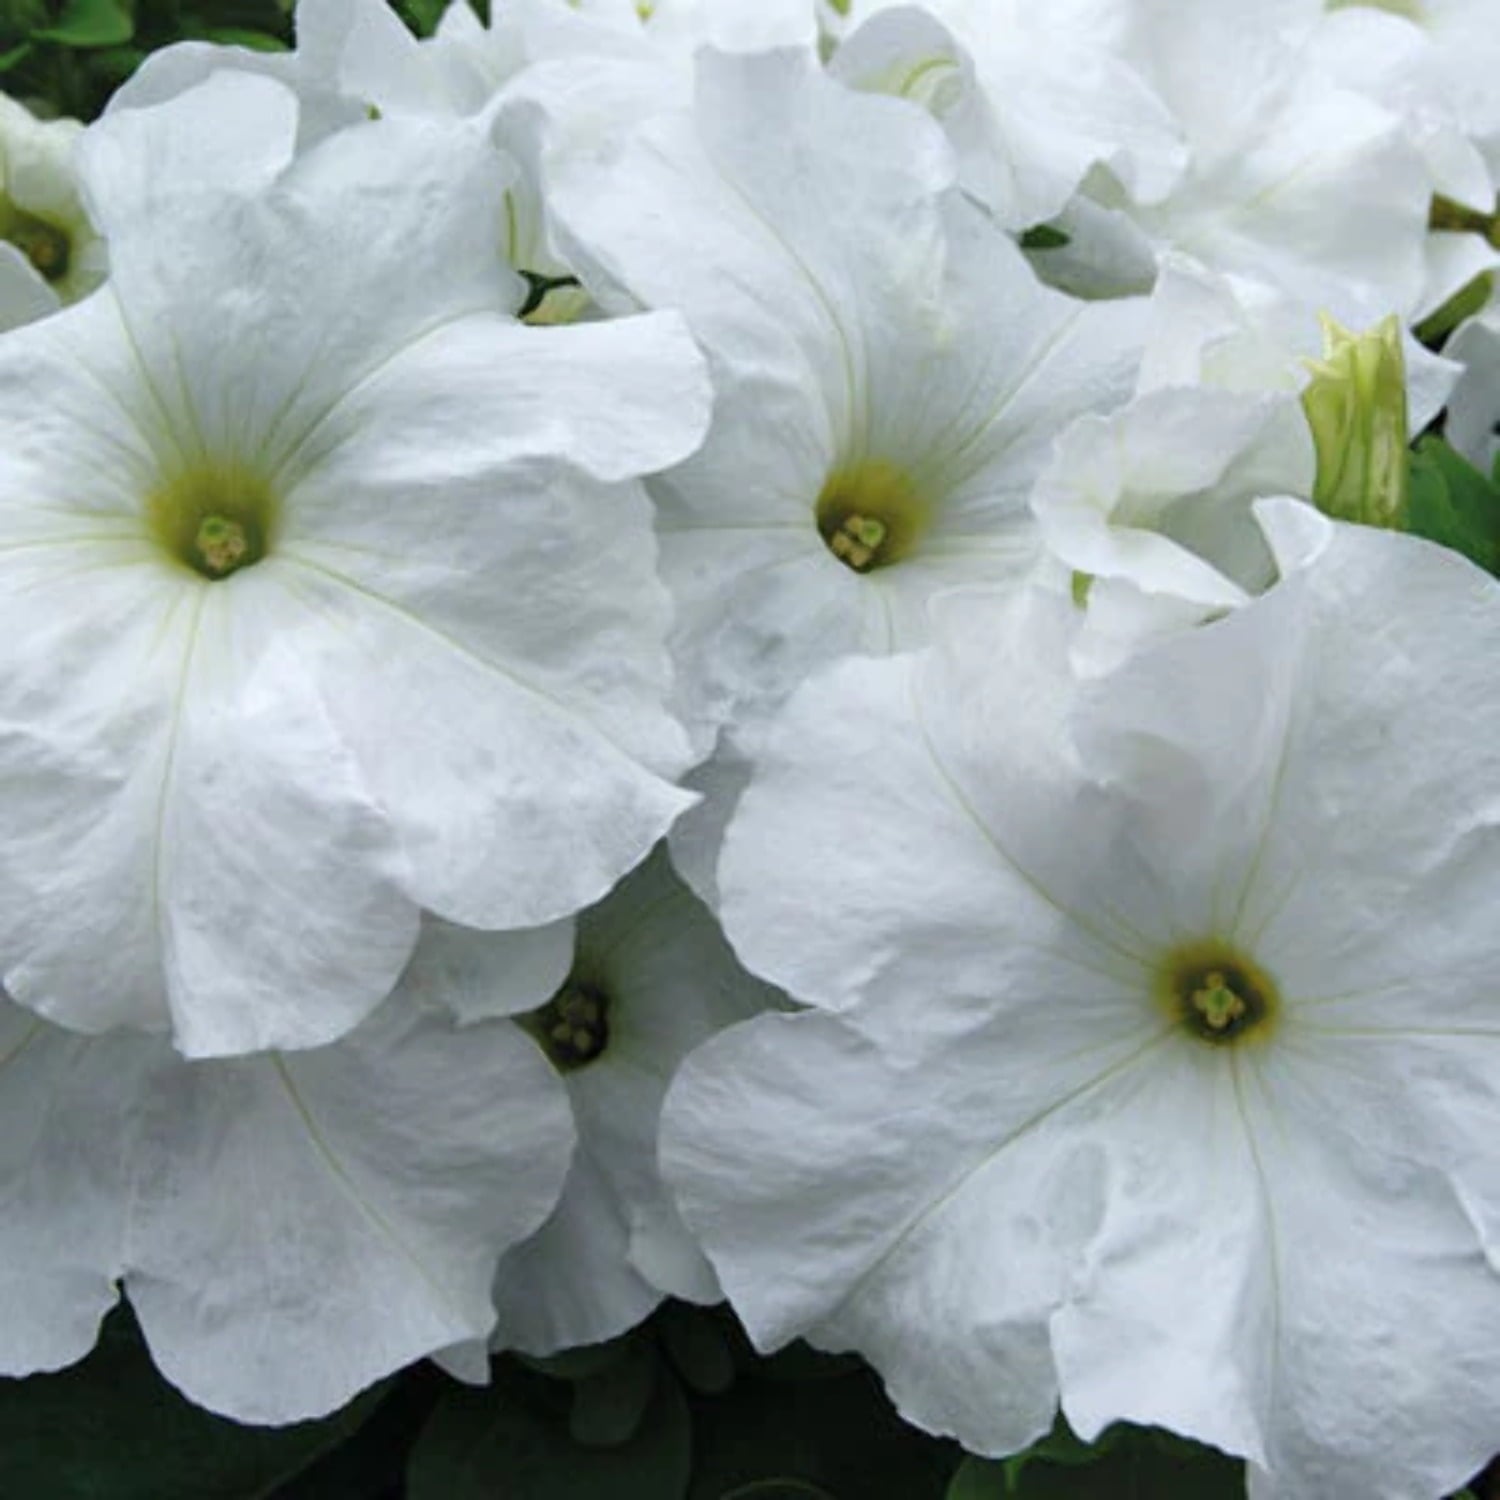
xmin=1301 ymin=312 xmax=1409 ymax=531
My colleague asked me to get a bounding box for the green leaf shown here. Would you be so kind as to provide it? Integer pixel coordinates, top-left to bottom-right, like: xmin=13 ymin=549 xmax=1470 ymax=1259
xmin=688 ymin=1367 xmax=956 ymax=1500
xmin=269 ymin=1365 xmax=446 ymax=1499
xmin=948 ymin=1425 xmax=1244 ymax=1500
xmin=407 ymin=1362 xmax=691 ymax=1500
xmin=569 ymin=1341 xmax=659 ymax=1448
xmin=720 ymin=1484 xmax=837 ymax=1500
xmin=31 ymin=0 xmax=132 ymax=46
xmin=1406 ymin=434 xmax=1500 ymax=576
xmin=1019 ymin=224 xmax=1071 ymax=251
xmin=660 ymin=1304 xmax=737 ymax=1397
xmin=516 ymin=1331 xmax=636 ymax=1384
xmin=390 ymin=0 xmax=444 ymax=35
xmin=0 ymin=1305 xmax=390 ymax=1500
xmin=0 ymin=38 xmax=32 ymax=67
xmin=1004 ymin=1412 xmax=1111 ymax=1478
xmin=189 ymin=22 xmax=285 ymax=46
xmin=946 ymin=1457 xmax=1007 ymax=1500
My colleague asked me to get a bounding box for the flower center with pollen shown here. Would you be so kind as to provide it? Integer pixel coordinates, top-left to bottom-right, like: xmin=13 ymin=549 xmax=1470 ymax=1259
xmin=5 ymin=214 xmax=70 ymax=283
xmin=815 ymin=460 xmax=930 ymax=574
xmin=1155 ymin=940 xmax=1281 ymax=1047
xmin=521 ymin=980 xmax=611 ymax=1072
xmin=146 ymin=463 xmax=277 ymax=581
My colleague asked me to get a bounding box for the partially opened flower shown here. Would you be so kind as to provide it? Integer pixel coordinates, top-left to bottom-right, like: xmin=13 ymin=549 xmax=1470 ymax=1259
xmin=0 ymin=94 xmax=105 ymax=329
xmin=1031 ymin=382 xmax=1311 ymax=670
xmin=662 ymin=515 xmax=1500 ymax=1498
xmin=0 ymin=974 xmax=572 ymax=1423
xmin=0 ymin=74 xmax=709 ymax=1058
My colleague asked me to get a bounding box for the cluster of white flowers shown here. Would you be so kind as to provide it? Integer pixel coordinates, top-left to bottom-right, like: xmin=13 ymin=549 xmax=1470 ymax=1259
xmin=4 ymin=0 xmax=1500 ymax=1492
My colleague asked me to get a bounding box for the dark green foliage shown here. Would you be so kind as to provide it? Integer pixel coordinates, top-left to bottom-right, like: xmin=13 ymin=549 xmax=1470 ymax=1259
xmin=407 ymin=1357 xmax=692 ymax=1500
xmin=947 ymin=1419 xmax=1244 ymax=1499
xmin=1018 ymin=224 xmax=1071 ymax=251
xmin=1406 ymin=435 xmax=1500 ymax=577
xmin=0 ymin=1304 xmax=390 ymax=1500
xmin=1 ymin=0 xmax=291 ymax=120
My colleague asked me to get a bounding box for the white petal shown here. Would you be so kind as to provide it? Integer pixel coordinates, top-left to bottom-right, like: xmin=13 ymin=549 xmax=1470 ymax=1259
xmin=399 ymin=915 xmax=576 ymax=1025
xmin=0 ymin=1001 xmax=137 ymax=1374
xmin=127 ymin=1001 xmax=573 ymax=1422
xmin=492 ymin=1143 xmax=662 ymax=1355
xmin=80 ymin=72 xmax=299 ymax=235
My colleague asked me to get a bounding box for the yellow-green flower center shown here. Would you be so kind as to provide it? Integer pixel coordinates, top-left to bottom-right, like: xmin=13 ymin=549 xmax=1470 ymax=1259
xmin=4 ymin=212 xmax=69 ymax=283
xmin=1156 ymin=941 xmax=1280 ymax=1047
xmin=146 ymin=463 xmax=277 ymax=581
xmin=521 ymin=980 xmax=611 ymax=1072
xmin=815 ymin=460 xmax=930 ymax=574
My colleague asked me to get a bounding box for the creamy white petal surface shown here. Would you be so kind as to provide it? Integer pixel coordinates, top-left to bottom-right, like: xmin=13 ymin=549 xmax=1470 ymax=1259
xmin=0 ymin=989 xmax=572 ymax=1424
xmin=664 ymin=526 xmax=1500 ymax=1498
xmin=0 ymin=75 xmax=709 ymax=1056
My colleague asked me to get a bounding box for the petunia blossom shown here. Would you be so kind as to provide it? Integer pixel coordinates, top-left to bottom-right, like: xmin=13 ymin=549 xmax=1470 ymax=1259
xmin=0 ymin=74 xmax=709 ymax=1057
xmin=663 ymin=514 xmax=1500 ymax=1498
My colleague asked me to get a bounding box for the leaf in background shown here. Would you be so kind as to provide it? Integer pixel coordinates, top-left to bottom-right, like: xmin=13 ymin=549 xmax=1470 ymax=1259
xmin=751 ymin=1340 xmax=862 ymax=1383
xmin=659 ymin=1304 xmax=737 ymax=1398
xmin=268 ymin=1365 xmax=448 ymax=1500
xmin=31 ymin=0 xmax=132 ymax=46
xmin=390 ymin=0 xmax=443 ymax=35
xmin=517 ymin=1331 xmax=636 ymax=1384
xmin=947 ymin=1425 xmax=1244 ymax=1499
xmin=569 ymin=1341 xmax=660 ymax=1448
xmin=1406 ymin=435 xmax=1500 ymax=577
xmin=0 ymin=38 xmax=32 ymax=66
xmin=184 ymin=22 xmax=285 ymax=46
xmin=1019 ymin=225 xmax=1071 ymax=251
xmin=719 ymin=1484 xmax=836 ymax=1500
xmin=0 ymin=1304 xmax=390 ymax=1500
xmin=688 ymin=1366 xmax=957 ymax=1500
xmin=407 ymin=1362 xmax=691 ymax=1500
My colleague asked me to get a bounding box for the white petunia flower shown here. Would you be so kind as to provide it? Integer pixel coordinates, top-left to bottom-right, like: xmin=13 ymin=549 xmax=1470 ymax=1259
xmin=540 ymin=47 xmax=1145 ymax=755
xmin=0 ymin=74 xmax=709 ymax=1058
xmin=663 ymin=519 xmax=1500 ymax=1498
xmin=0 ymin=973 xmax=573 ymax=1423
xmin=0 ymin=94 xmax=105 ymax=329
xmin=415 ymin=848 xmax=785 ymax=1358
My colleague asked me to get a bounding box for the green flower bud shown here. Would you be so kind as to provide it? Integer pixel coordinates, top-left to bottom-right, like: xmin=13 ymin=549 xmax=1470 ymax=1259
xmin=1301 ymin=312 xmax=1410 ymax=531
